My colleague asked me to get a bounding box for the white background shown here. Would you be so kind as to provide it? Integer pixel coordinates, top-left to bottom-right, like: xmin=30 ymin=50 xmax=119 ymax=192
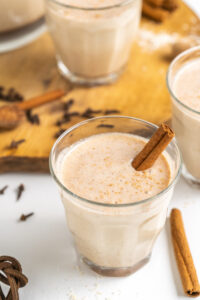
xmin=0 ymin=1 xmax=200 ymax=299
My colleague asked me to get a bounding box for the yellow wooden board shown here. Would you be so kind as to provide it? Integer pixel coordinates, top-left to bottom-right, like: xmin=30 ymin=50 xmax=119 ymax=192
xmin=0 ymin=0 xmax=199 ymax=172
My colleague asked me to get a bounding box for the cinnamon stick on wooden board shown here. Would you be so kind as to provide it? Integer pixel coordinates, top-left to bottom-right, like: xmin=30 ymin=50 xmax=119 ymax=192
xmin=142 ymin=0 xmax=178 ymax=22
xmin=145 ymin=0 xmax=177 ymax=10
xmin=132 ymin=123 xmax=174 ymax=171
xmin=145 ymin=0 xmax=164 ymax=8
xmin=142 ymin=1 xmax=170 ymax=22
xmin=170 ymin=209 xmax=200 ymax=297
xmin=163 ymin=0 xmax=178 ymax=11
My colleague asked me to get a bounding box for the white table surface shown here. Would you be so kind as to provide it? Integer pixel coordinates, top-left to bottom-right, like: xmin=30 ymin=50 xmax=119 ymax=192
xmin=0 ymin=1 xmax=200 ymax=299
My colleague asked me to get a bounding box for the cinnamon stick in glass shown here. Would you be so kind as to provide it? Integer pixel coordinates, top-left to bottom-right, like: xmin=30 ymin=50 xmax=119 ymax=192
xmin=170 ymin=209 xmax=200 ymax=297
xmin=132 ymin=123 xmax=174 ymax=171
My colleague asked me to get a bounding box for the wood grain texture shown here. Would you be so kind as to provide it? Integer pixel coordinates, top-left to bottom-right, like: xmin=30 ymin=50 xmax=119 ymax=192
xmin=0 ymin=0 xmax=199 ymax=173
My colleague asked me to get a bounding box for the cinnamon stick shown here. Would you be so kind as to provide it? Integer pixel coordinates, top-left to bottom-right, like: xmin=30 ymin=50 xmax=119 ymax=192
xmin=170 ymin=209 xmax=200 ymax=297
xmin=142 ymin=1 xmax=170 ymax=22
xmin=17 ymin=89 xmax=65 ymax=111
xmin=132 ymin=123 xmax=174 ymax=171
xmin=145 ymin=0 xmax=177 ymax=10
xmin=163 ymin=0 xmax=178 ymax=11
xmin=145 ymin=0 xmax=164 ymax=8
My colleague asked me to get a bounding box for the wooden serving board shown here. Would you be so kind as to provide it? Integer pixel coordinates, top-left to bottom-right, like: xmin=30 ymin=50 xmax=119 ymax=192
xmin=0 ymin=0 xmax=199 ymax=173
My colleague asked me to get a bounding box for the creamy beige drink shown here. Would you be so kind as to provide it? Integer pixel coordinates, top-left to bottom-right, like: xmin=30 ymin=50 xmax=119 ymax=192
xmin=50 ymin=117 xmax=181 ymax=276
xmin=53 ymin=131 xmax=177 ymax=276
xmin=0 ymin=0 xmax=44 ymax=33
xmin=167 ymin=46 xmax=200 ymax=184
xmin=45 ymin=0 xmax=141 ymax=85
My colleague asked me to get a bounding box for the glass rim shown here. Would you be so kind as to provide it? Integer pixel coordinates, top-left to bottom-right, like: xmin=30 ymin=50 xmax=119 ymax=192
xmin=49 ymin=116 xmax=182 ymax=208
xmin=166 ymin=45 xmax=200 ymax=116
xmin=46 ymin=0 xmax=135 ymax=11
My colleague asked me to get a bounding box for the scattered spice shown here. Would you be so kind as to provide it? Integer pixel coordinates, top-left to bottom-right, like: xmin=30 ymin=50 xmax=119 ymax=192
xmin=82 ymin=108 xmax=102 ymax=119
xmin=97 ymin=124 xmax=114 ymax=128
xmin=55 ymin=99 xmax=77 ymax=126
xmin=16 ymin=184 xmax=25 ymax=201
xmin=54 ymin=128 xmax=65 ymax=139
xmin=56 ymin=112 xmax=80 ymax=126
xmin=64 ymin=111 xmax=80 ymax=118
xmin=104 ymin=109 xmax=120 ymax=115
xmin=19 ymin=213 xmax=34 ymax=222
xmin=56 ymin=105 xmax=120 ymax=126
xmin=0 ymin=185 xmax=8 ymax=195
xmin=63 ymin=99 xmax=74 ymax=111
xmin=7 ymin=139 xmax=26 ymax=149
xmin=42 ymin=78 xmax=52 ymax=88
xmin=56 ymin=119 xmax=69 ymax=127
xmin=26 ymin=109 xmax=40 ymax=125
xmin=0 ymin=86 xmax=24 ymax=102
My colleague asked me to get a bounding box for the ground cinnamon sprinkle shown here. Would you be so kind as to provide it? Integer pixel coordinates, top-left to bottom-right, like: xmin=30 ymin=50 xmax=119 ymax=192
xmin=170 ymin=209 xmax=200 ymax=297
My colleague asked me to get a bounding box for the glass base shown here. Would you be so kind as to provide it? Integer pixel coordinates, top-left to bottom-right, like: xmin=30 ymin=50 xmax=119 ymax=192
xmin=182 ymin=164 xmax=200 ymax=187
xmin=81 ymin=255 xmax=151 ymax=277
xmin=57 ymin=59 xmax=124 ymax=86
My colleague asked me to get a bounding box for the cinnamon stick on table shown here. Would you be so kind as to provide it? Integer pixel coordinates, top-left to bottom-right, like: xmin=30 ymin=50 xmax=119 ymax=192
xmin=145 ymin=0 xmax=177 ymax=10
xmin=132 ymin=123 xmax=174 ymax=171
xmin=145 ymin=0 xmax=164 ymax=7
xmin=142 ymin=1 xmax=170 ymax=22
xmin=170 ymin=209 xmax=200 ymax=297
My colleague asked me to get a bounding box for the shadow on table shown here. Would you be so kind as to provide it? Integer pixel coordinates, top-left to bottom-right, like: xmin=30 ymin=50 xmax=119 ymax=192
xmin=14 ymin=217 xmax=98 ymax=288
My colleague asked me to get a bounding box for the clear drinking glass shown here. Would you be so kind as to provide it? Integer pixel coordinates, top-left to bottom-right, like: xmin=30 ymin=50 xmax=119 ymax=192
xmin=50 ymin=116 xmax=181 ymax=277
xmin=167 ymin=46 xmax=200 ymax=186
xmin=45 ymin=0 xmax=141 ymax=85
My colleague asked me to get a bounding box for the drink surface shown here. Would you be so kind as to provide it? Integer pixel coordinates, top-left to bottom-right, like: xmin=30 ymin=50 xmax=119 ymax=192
xmin=173 ymin=58 xmax=200 ymax=112
xmin=56 ymin=0 xmax=128 ymax=8
xmin=60 ymin=133 xmax=170 ymax=204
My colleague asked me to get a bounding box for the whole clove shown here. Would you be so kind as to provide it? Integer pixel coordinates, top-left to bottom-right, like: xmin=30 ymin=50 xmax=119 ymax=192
xmin=42 ymin=78 xmax=52 ymax=88
xmin=19 ymin=212 xmax=34 ymax=222
xmin=63 ymin=99 xmax=74 ymax=111
xmin=0 ymin=185 xmax=8 ymax=195
xmin=16 ymin=184 xmax=25 ymax=201
xmin=56 ymin=112 xmax=80 ymax=126
xmin=63 ymin=112 xmax=80 ymax=118
xmin=97 ymin=124 xmax=114 ymax=128
xmin=26 ymin=110 xmax=40 ymax=125
xmin=104 ymin=109 xmax=120 ymax=115
xmin=54 ymin=128 xmax=66 ymax=139
xmin=7 ymin=139 xmax=26 ymax=149
xmin=81 ymin=108 xmax=102 ymax=119
xmin=0 ymin=86 xmax=24 ymax=102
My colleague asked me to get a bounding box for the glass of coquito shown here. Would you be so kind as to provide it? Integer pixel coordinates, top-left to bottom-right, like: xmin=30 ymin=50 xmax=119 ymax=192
xmin=50 ymin=116 xmax=181 ymax=276
xmin=45 ymin=0 xmax=141 ymax=85
xmin=167 ymin=46 xmax=200 ymax=186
